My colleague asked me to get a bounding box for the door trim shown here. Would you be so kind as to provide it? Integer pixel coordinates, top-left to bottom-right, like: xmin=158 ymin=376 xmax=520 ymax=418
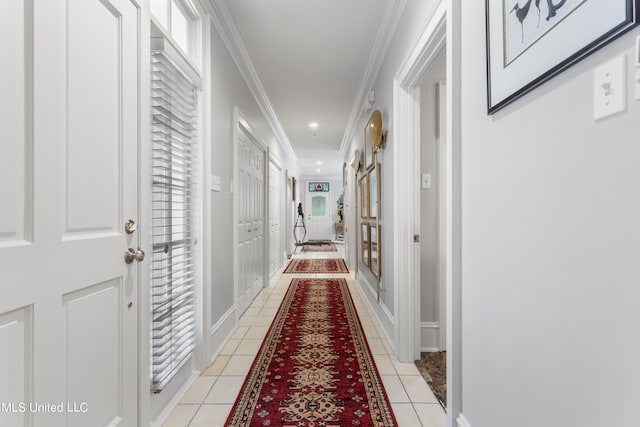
xmin=133 ymin=0 xmax=151 ymax=425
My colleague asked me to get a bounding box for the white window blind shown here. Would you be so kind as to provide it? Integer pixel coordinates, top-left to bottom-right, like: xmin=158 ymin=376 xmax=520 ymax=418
xmin=151 ymin=51 xmax=199 ymax=392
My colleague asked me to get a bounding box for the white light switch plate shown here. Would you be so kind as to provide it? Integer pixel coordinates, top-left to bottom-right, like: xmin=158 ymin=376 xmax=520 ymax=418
xmin=210 ymin=175 xmax=221 ymax=192
xmin=421 ymin=173 xmax=432 ymax=189
xmin=593 ymin=54 xmax=627 ymax=120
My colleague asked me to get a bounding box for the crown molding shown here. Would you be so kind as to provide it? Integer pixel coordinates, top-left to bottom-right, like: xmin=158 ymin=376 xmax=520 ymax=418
xmin=338 ymin=0 xmax=408 ymax=155
xmin=205 ymin=0 xmax=298 ymax=164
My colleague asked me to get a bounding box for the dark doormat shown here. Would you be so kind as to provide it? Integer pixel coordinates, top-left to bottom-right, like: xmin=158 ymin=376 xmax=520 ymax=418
xmin=415 ymin=351 xmax=446 ymax=410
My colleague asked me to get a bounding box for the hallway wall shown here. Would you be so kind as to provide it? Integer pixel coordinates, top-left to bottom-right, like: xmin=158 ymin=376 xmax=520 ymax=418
xmin=459 ymin=3 xmax=640 ymax=426
xmin=345 ymin=0 xmax=441 ymax=347
xmin=207 ymin=21 xmax=297 ymax=360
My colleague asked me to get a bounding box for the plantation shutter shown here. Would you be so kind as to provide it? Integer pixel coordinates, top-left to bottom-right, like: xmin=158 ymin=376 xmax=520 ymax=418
xmin=150 ymin=51 xmax=199 ymax=392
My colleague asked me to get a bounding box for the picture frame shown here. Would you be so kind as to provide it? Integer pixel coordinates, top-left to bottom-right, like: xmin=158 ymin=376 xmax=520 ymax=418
xmin=361 ymin=223 xmax=370 ymax=267
xmin=368 ymin=163 xmax=380 ymax=220
xmin=360 ymin=175 xmax=369 ymax=219
xmin=486 ymin=0 xmax=639 ymax=114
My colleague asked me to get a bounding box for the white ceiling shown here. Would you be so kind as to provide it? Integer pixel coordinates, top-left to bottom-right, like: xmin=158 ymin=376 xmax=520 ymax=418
xmin=223 ymin=0 xmax=388 ymax=177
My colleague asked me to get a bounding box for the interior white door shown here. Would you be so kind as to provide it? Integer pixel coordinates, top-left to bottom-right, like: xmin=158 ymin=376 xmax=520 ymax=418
xmin=0 ymin=0 xmax=139 ymax=426
xmin=305 ymin=184 xmax=333 ymax=241
xmin=268 ymin=161 xmax=282 ymax=277
xmin=237 ymin=129 xmax=265 ymax=315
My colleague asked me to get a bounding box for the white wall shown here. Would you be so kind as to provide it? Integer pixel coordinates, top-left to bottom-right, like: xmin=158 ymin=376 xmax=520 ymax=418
xmin=459 ymin=3 xmax=640 ymax=426
xmin=205 ymin=19 xmax=295 ymax=361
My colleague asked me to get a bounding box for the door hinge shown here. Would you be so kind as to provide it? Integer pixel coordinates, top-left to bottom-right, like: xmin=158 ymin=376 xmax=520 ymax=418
xmin=413 ymin=234 xmax=420 ymax=243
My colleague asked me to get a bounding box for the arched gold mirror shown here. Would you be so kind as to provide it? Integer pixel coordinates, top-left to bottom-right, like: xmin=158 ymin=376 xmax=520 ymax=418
xmin=368 ymin=110 xmax=383 ymax=151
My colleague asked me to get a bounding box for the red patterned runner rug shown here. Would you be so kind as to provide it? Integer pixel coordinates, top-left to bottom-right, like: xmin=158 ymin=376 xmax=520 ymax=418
xmin=283 ymin=258 xmax=349 ymax=274
xmin=301 ymin=245 xmax=337 ymax=252
xmin=225 ymin=278 xmax=397 ymax=426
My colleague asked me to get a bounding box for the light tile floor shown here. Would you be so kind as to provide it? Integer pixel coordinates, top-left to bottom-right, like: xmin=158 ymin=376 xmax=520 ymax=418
xmin=162 ymin=246 xmax=446 ymax=426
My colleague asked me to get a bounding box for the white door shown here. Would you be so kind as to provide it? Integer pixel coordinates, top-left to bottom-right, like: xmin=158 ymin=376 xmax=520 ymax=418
xmin=0 ymin=0 xmax=140 ymax=426
xmin=237 ymin=128 xmax=265 ymax=315
xmin=305 ymin=184 xmax=333 ymax=241
xmin=268 ymin=161 xmax=282 ymax=277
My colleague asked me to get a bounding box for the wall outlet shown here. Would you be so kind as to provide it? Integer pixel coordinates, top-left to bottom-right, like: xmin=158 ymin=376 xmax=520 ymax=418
xmin=593 ymin=54 xmax=627 ymax=120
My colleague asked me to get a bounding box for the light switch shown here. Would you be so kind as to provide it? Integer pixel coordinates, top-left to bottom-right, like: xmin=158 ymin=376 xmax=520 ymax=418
xmin=211 ymin=175 xmax=221 ymax=192
xmin=593 ymin=54 xmax=627 ymax=120
xmin=421 ymin=173 xmax=432 ymax=189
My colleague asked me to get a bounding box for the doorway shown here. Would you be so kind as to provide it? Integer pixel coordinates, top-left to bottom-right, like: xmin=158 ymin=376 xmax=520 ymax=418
xmin=417 ymin=50 xmax=447 ymax=354
xmin=234 ymin=111 xmax=267 ymax=316
xmin=392 ymin=1 xmax=462 ymax=421
xmin=305 ymin=183 xmax=333 ymax=241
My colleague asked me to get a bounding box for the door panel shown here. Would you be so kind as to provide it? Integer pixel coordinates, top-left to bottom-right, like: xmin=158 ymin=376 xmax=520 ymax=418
xmin=0 ymin=0 xmax=31 ymax=244
xmin=0 ymin=0 xmax=139 ymax=425
xmin=237 ymin=130 xmax=265 ymax=315
xmin=67 ymin=0 xmax=122 ymax=233
xmin=268 ymin=161 xmax=281 ymax=277
xmin=64 ymin=280 xmax=121 ymax=427
xmin=0 ymin=307 xmax=31 ymax=427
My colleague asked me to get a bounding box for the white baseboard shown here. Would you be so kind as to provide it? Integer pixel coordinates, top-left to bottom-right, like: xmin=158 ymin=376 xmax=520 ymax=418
xmin=208 ymin=305 xmax=237 ymax=365
xmin=151 ymin=370 xmax=200 ymax=427
xmin=420 ymin=321 xmax=442 ymax=352
xmin=355 ymin=271 xmax=395 ymax=352
xmin=457 ymin=413 xmax=472 ymax=427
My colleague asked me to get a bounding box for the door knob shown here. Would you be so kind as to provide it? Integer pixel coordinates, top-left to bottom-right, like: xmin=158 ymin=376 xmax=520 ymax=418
xmin=124 ymin=248 xmax=145 ymax=264
xmin=124 ymin=219 xmax=137 ymax=234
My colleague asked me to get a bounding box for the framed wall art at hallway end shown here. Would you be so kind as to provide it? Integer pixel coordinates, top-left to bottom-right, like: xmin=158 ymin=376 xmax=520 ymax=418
xmin=486 ymin=0 xmax=639 ymax=114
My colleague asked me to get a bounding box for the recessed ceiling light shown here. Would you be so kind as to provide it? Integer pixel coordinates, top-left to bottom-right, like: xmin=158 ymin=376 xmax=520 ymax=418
xmin=309 ymin=122 xmax=319 ymax=129
xmin=316 ymin=169 xmax=321 ymax=173
xmin=316 ymin=161 xmax=322 ymax=165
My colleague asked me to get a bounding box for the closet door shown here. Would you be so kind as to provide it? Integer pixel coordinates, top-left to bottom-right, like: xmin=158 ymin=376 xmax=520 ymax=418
xmin=0 ymin=0 xmax=140 ymax=426
xmin=268 ymin=161 xmax=282 ymax=277
xmin=237 ymin=129 xmax=265 ymax=315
